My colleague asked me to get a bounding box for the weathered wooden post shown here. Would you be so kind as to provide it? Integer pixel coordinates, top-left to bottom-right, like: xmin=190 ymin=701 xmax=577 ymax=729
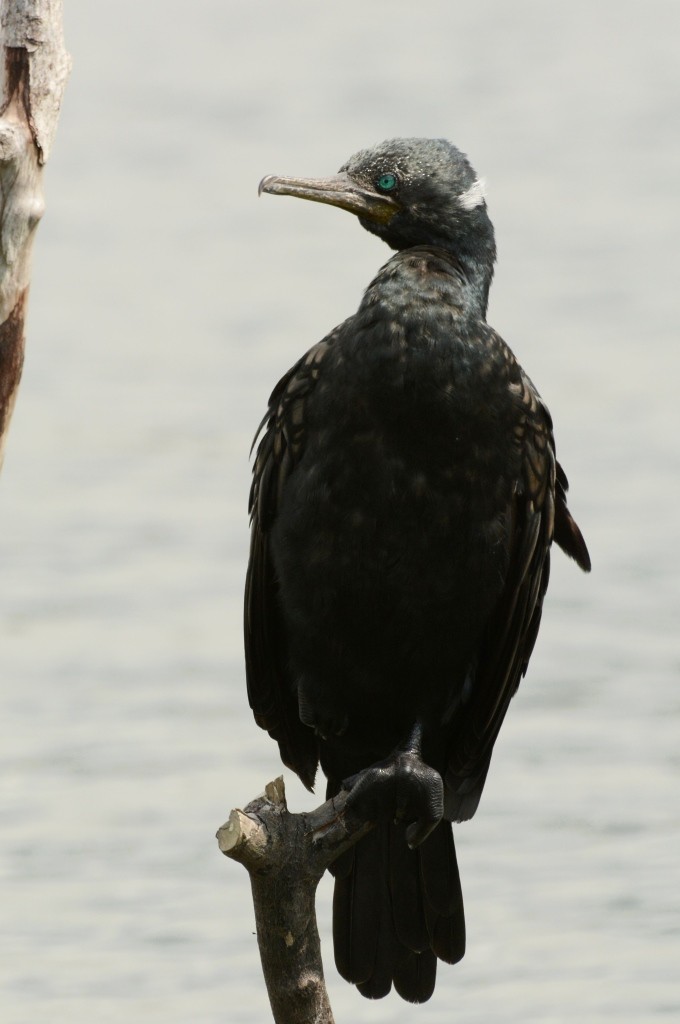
xmin=0 ymin=0 xmax=70 ymax=465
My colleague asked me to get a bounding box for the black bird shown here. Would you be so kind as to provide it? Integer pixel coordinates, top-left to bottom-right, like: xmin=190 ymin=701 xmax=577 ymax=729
xmin=246 ymin=138 xmax=590 ymax=1003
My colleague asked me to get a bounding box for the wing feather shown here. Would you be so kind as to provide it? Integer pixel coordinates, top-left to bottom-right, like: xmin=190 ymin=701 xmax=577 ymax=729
xmin=444 ymin=369 xmax=589 ymax=821
xmin=244 ymin=335 xmax=337 ymax=790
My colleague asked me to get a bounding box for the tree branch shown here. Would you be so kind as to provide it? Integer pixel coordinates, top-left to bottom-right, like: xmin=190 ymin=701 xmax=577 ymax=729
xmin=0 ymin=0 xmax=70 ymax=466
xmin=217 ymin=777 xmax=374 ymax=1024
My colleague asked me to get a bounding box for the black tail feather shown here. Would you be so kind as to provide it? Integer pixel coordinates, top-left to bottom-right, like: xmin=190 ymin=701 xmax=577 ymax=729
xmin=332 ymin=820 xmax=465 ymax=1002
xmin=332 ymin=828 xmax=383 ymax=987
xmin=420 ymin=823 xmax=466 ymax=963
xmin=389 ymin=822 xmax=429 ymax=953
xmin=393 ymin=946 xmax=437 ymax=1003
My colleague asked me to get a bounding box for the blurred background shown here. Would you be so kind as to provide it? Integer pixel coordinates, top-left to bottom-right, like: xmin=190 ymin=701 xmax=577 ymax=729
xmin=1 ymin=1 xmax=678 ymax=1021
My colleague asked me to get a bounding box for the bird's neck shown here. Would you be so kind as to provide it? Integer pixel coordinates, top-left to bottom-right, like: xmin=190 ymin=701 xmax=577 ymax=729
xmin=436 ymin=217 xmax=497 ymax=318
xmin=412 ymin=240 xmax=495 ymax=320
xmin=449 ymin=246 xmax=494 ymax=320
xmin=362 ymin=207 xmax=497 ymax=318
xmin=360 ymin=245 xmax=493 ymax=328
xmin=400 ymin=231 xmax=495 ymax=319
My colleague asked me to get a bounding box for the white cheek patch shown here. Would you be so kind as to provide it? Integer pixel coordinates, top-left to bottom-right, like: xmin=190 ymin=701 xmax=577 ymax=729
xmin=457 ymin=178 xmax=487 ymax=211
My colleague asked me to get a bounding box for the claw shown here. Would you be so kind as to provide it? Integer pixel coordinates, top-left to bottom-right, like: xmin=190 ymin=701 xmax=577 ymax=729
xmin=405 ymin=816 xmax=438 ymax=848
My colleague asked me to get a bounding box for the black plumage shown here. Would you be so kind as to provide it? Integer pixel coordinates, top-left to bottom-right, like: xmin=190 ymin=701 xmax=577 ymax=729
xmin=246 ymin=138 xmax=590 ymax=1002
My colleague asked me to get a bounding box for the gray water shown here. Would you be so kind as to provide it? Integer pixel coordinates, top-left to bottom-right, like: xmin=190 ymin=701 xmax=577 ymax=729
xmin=1 ymin=2 xmax=678 ymax=1021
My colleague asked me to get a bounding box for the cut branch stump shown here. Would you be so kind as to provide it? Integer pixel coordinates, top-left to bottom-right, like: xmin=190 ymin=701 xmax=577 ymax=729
xmin=217 ymin=777 xmax=374 ymax=1024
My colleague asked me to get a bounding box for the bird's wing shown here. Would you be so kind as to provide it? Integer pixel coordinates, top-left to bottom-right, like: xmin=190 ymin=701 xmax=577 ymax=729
xmin=245 ymin=333 xmax=337 ymax=791
xmin=444 ymin=365 xmax=590 ymax=821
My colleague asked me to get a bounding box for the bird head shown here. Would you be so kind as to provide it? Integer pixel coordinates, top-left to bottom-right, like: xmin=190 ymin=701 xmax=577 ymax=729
xmin=259 ymin=137 xmax=496 ymax=278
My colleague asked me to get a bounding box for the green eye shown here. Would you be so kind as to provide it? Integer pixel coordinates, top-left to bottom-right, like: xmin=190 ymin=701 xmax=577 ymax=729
xmin=376 ymin=172 xmax=398 ymax=192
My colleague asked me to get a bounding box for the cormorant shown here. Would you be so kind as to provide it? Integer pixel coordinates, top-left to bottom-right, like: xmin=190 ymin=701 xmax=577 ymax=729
xmin=246 ymin=138 xmax=590 ymax=1003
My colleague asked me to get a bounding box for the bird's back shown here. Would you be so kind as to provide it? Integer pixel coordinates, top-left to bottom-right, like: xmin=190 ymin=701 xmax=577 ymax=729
xmin=267 ymin=247 xmax=526 ymax=778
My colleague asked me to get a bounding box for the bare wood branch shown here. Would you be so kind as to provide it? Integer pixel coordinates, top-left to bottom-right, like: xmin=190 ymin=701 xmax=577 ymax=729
xmin=0 ymin=0 xmax=71 ymax=465
xmin=217 ymin=777 xmax=374 ymax=1024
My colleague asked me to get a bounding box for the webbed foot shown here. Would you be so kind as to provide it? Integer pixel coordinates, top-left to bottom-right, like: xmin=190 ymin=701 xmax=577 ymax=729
xmin=343 ymin=749 xmax=444 ymax=848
